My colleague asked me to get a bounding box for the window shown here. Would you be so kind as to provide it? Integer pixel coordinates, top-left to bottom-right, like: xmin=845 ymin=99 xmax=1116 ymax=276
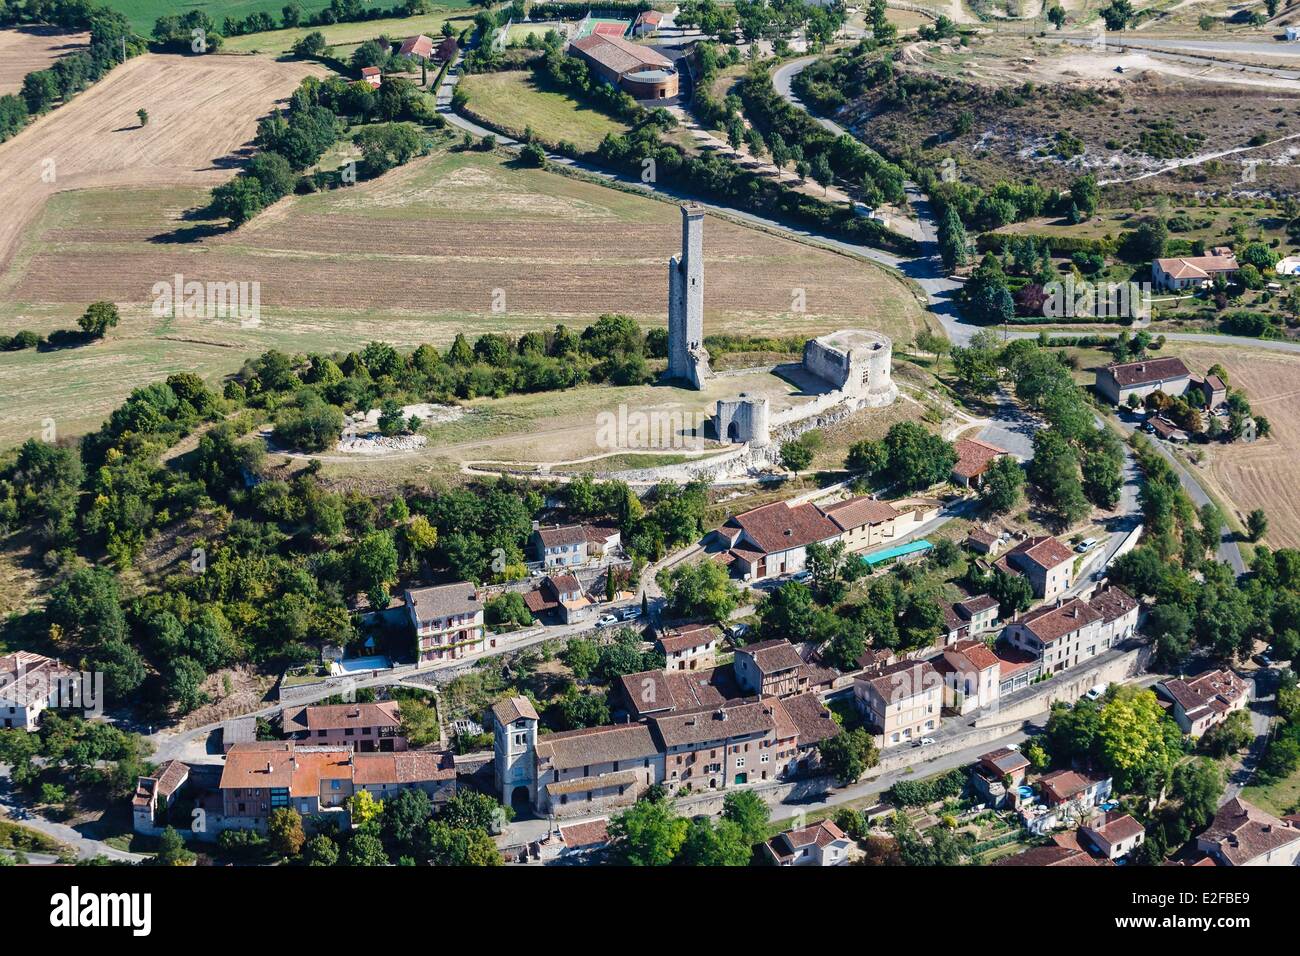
xmin=736 ymin=757 xmax=746 ymax=768
xmin=760 ymin=754 xmax=770 ymax=764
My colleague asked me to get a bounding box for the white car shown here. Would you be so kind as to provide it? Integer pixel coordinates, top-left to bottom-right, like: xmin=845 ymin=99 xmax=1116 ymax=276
xmin=618 ymin=606 xmax=641 ymax=621
xmin=1075 ymin=537 xmax=1099 ymax=554
xmin=1085 ymin=684 xmax=1106 ymax=701
xmin=792 ymin=570 xmax=813 ymax=583
xmin=915 ymin=736 xmax=936 ymax=747
xmin=596 ymin=615 xmax=619 ymax=628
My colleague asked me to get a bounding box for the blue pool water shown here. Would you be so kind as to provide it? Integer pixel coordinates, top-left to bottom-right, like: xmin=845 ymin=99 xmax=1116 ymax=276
xmin=335 ymin=655 xmax=390 ymax=673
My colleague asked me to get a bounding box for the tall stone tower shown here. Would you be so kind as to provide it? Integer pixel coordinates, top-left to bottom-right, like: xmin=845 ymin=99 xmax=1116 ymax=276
xmin=667 ymin=203 xmax=712 ymax=389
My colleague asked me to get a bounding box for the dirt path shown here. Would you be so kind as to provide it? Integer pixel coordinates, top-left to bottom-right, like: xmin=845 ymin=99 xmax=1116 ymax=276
xmin=0 ymin=52 xmax=321 ymax=276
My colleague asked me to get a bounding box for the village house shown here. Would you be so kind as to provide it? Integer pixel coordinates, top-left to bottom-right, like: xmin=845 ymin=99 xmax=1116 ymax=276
xmin=396 ymin=34 xmax=434 ymax=60
xmin=360 ymin=65 xmax=381 ymax=88
xmin=617 ymin=666 xmax=740 ymax=721
xmin=1080 ymin=811 xmax=1146 ymax=861
xmin=1040 ymin=769 xmax=1113 ymax=812
xmin=557 ymin=818 xmax=611 ymax=861
xmin=712 ymin=499 xmax=840 ymax=581
xmin=733 ymin=640 xmax=809 ymax=697
xmin=523 ymin=573 xmax=591 ymax=625
xmin=950 ymin=437 xmax=1009 ymax=489
xmin=964 ymin=527 xmax=1004 ymax=557
xmin=631 ymin=9 xmax=664 ymax=35
xmin=405 ymin=581 xmax=486 ymax=665
xmin=1094 ymin=356 xmax=1194 ymax=406
xmin=1197 ymin=373 xmax=1228 ymax=410
xmin=1004 ymin=585 xmax=1139 ymax=677
xmin=1195 ymin=797 xmax=1300 ymax=866
xmin=938 ymin=594 xmax=1002 ymax=645
xmin=0 ymin=651 xmax=79 ymax=731
xmin=935 ymin=638 xmax=1001 ymax=715
xmin=970 ymin=746 xmax=1031 ymax=808
xmin=1158 ymin=668 xmax=1251 ymax=737
xmin=492 ymin=690 xmax=838 ymax=817
xmin=995 ymin=535 xmax=1077 ymax=600
xmin=1151 ymin=248 xmax=1239 ymax=292
xmin=819 ymin=495 xmax=901 ymax=552
xmin=132 ymin=759 xmax=190 ymax=832
xmin=655 ymin=623 xmax=720 ymax=671
xmin=217 ymin=742 xmax=455 ymax=833
xmin=995 ymin=830 xmax=1112 ymax=866
xmin=853 ymin=659 xmax=942 ymax=748
xmin=531 ymin=523 xmax=621 ymax=568
xmin=280 ymin=701 xmax=407 ymax=752
xmin=763 ymin=818 xmax=852 ymax=866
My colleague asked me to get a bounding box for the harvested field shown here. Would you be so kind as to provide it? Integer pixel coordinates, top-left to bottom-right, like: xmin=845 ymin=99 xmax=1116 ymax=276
xmin=0 ymin=146 xmax=926 ymax=448
xmin=218 ymin=8 xmax=474 ymax=55
xmin=0 ymin=52 xmax=322 ymax=274
xmin=0 ymin=26 xmax=88 ymax=96
xmin=1170 ymin=344 xmax=1300 ymax=549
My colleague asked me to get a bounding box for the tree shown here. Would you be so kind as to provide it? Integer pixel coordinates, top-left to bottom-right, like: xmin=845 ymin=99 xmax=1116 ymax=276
xmin=210 ymin=175 xmax=266 ymax=226
xmin=1100 ymin=0 xmax=1133 ymax=30
xmin=679 ymin=817 xmax=751 ymax=866
xmin=1199 ymin=709 xmax=1253 ymax=758
xmin=1047 ymin=4 xmax=1066 ymax=28
xmin=881 ymin=421 xmax=957 ymax=491
xmin=136 ymin=107 xmax=148 ymax=127
xmin=659 ymin=559 xmax=742 ymax=624
xmin=269 ymin=807 xmax=306 ymax=858
xmin=1172 ymin=758 xmax=1222 ymax=831
xmin=354 ymin=530 xmax=399 ymax=608
xmin=1248 ymin=509 xmax=1268 ymax=542
xmin=1096 ymin=687 xmax=1182 ymax=795
xmin=721 ymin=790 xmax=769 ymax=847
xmin=780 ymin=438 xmax=814 ymax=472
xmin=152 ymin=826 xmax=194 ymax=866
xmin=425 ymin=821 xmax=501 ymax=865
xmin=78 ymin=301 xmax=120 ymax=338
xmin=344 ymin=830 xmax=389 ymax=866
xmin=608 ymin=797 xmax=687 ymax=865
xmin=440 ymin=790 xmax=504 ymax=833
xmin=302 ymin=833 xmax=339 ymax=866
xmin=818 ymin=728 xmax=878 ymax=785
xmin=347 ymin=789 xmax=384 ymax=828
xmin=382 ymin=788 xmax=433 ymax=854
xmin=980 ymin=456 xmax=1025 ymax=514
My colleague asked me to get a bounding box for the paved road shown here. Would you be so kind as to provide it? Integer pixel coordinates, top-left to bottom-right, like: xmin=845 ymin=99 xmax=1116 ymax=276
xmin=0 ymin=769 xmax=144 ymax=863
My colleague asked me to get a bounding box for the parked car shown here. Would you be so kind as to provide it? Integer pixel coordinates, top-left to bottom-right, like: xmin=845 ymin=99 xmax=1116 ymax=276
xmin=1253 ymin=653 xmax=1274 ymax=668
xmin=1075 ymin=537 xmax=1099 ymax=554
xmin=596 ymin=615 xmax=619 ymax=628
xmin=728 ymin=622 xmax=751 ymax=640
xmin=914 ymin=737 xmax=936 ymax=748
xmin=1085 ymin=684 xmax=1106 ymax=701
xmin=618 ymin=605 xmax=641 ymax=621
xmin=792 ymin=570 xmax=812 ymax=583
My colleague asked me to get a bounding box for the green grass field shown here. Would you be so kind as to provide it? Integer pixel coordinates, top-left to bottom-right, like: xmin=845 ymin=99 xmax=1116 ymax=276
xmin=216 ymin=6 xmax=475 ymax=55
xmin=107 ymin=0 xmax=474 ymax=34
xmin=458 ymin=69 xmax=631 ymax=151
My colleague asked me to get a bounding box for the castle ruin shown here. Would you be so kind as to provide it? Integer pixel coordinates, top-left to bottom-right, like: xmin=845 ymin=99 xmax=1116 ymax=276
xmin=667 ymin=204 xmax=712 ymax=389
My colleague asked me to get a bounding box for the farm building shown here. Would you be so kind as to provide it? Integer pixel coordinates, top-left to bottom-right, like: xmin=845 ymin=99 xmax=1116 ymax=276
xmin=397 ymin=34 xmax=435 ymax=60
xmin=1094 ymin=356 xmax=1192 ymax=406
xmin=568 ymin=33 xmax=679 ymax=99
xmin=950 ymin=437 xmax=1008 ymax=488
xmin=360 ymin=66 xmax=381 ymax=89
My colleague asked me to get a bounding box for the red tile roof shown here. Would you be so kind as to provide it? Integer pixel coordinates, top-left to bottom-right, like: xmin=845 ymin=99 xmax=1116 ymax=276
xmin=397 ymin=34 xmax=434 ymax=58
xmin=952 ymin=437 xmax=1008 ymax=480
xmin=728 ymin=500 xmax=841 ymax=554
xmin=1015 ymin=597 xmax=1102 ymax=644
xmin=1102 ymin=356 xmax=1192 ymax=388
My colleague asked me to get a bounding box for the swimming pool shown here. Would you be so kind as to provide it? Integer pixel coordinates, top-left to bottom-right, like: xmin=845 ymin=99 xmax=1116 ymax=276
xmin=332 ymin=655 xmax=390 ymax=674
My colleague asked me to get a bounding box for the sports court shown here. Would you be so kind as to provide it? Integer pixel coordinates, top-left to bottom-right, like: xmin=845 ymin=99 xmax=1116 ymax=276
xmin=573 ymin=15 xmax=632 ymax=38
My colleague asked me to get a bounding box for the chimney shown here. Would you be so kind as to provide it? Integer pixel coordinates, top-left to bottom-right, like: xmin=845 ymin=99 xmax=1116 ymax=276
xmin=716 ymin=709 xmax=728 ymax=721
xmin=265 ymin=761 xmax=272 ymax=773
